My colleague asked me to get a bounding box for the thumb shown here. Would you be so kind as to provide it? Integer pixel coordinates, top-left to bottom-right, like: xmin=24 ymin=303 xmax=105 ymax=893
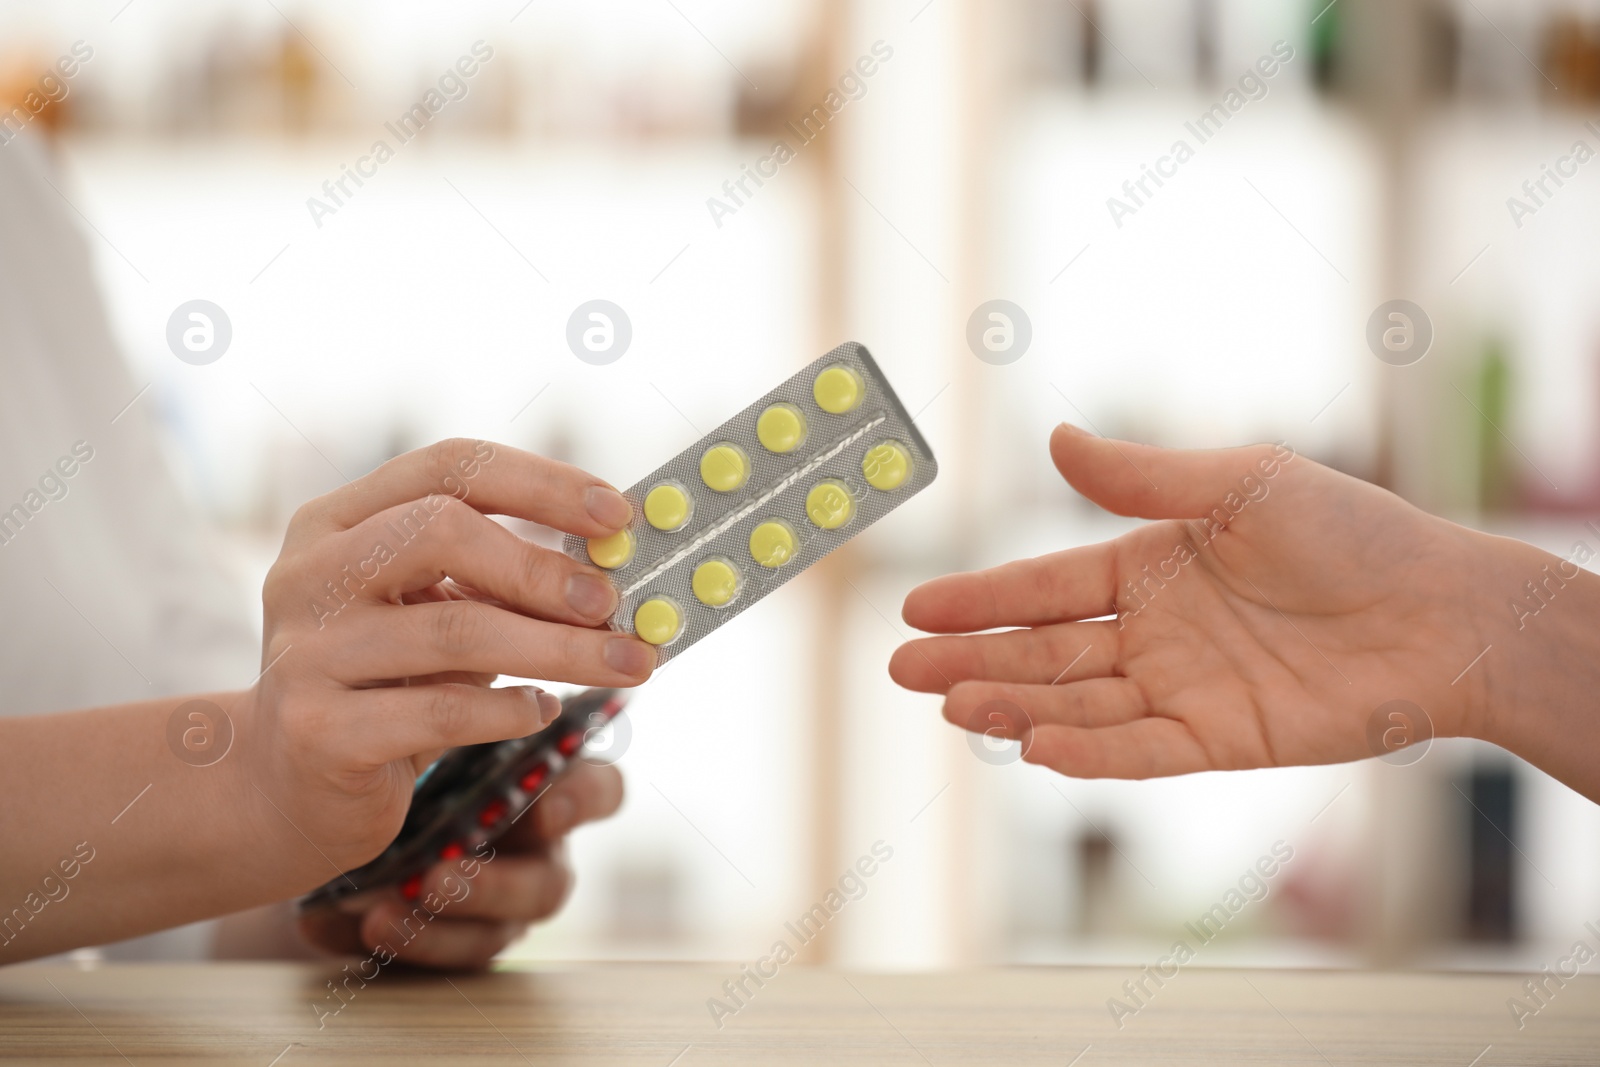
xmin=1050 ymin=423 xmax=1293 ymax=520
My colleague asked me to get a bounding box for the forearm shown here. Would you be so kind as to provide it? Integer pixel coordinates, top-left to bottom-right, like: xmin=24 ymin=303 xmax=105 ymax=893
xmin=0 ymin=693 xmax=320 ymax=962
xmin=1468 ymin=530 xmax=1600 ymax=804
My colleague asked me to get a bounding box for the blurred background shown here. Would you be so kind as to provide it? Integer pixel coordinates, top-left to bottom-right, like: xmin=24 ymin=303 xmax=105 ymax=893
xmin=5 ymin=0 xmax=1600 ymax=973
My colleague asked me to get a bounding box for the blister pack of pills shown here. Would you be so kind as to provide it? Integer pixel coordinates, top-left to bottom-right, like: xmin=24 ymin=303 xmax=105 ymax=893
xmin=566 ymin=342 xmax=938 ymax=663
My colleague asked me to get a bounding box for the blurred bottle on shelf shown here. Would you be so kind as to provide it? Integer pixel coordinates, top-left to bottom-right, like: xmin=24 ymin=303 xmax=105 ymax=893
xmin=1310 ymin=0 xmax=1341 ymax=92
xmin=273 ymin=26 xmax=319 ymax=135
xmin=1192 ymin=0 xmax=1218 ymax=87
xmin=1072 ymin=826 xmax=1145 ymax=938
xmin=1544 ymin=13 xmax=1600 ymax=104
xmin=1457 ymin=1 xmax=1543 ymax=103
xmin=1312 ymin=0 xmax=1459 ymax=102
xmin=1074 ymin=830 xmax=1114 ymax=936
xmin=1474 ymin=337 xmax=1516 ymax=514
xmin=1420 ymin=1 xmax=1462 ymax=99
xmin=0 ymin=50 xmax=76 ymax=143
xmin=1079 ymin=0 xmax=1103 ymax=89
xmin=1277 ymin=836 xmax=1359 ymax=943
xmin=1460 ymin=763 xmax=1518 ymax=943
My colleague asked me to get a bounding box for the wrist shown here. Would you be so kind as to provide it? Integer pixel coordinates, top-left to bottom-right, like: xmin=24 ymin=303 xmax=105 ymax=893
xmin=232 ymin=680 xmax=410 ymax=896
xmin=225 ymin=685 xmax=349 ymax=899
xmin=1460 ymin=527 xmax=1600 ymax=798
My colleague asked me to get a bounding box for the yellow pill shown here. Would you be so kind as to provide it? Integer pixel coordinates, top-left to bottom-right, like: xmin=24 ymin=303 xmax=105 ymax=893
xmin=700 ymin=443 xmax=750 ymax=493
xmin=749 ymin=520 xmax=797 ymax=569
xmin=757 ymin=403 xmax=807 ymax=454
xmin=692 ymin=558 xmax=741 ymax=607
xmin=813 ymin=365 xmax=863 ymax=415
xmin=805 ymin=480 xmax=856 ymax=530
xmin=862 ymin=440 xmax=911 ymax=491
xmin=644 ymin=483 xmax=692 ymax=531
xmin=633 ymin=598 xmax=682 ymax=645
xmin=586 ymin=528 xmax=635 ymax=570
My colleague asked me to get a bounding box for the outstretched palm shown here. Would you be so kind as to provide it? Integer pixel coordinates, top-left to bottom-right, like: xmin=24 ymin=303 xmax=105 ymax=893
xmin=890 ymin=425 xmax=1497 ymax=778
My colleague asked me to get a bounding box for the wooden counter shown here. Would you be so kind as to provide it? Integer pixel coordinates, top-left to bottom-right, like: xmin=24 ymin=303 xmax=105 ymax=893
xmin=1 ymin=962 xmax=1595 ymax=1064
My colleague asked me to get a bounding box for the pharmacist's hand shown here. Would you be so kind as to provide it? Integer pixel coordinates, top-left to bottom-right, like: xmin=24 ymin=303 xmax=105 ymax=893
xmin=890 ymin=424 xmax=1500 ymax=779
xmin=297 ymin=762 xmax=624 ymax=969
xmin=240 ymin=439 xmax=654 ymax=882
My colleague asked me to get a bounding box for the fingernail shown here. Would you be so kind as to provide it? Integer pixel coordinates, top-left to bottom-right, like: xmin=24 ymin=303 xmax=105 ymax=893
xmin=586 ymin=486 xmax=632 ymax=529
xmin=1058 ymin=422 xmax=1089 ymax=436
xmin=536 ymin=689 xmax=562 ymax=725
xmin=542 ymin=795 xmax=576 ymax=834
xmin=604 ymin=637 xmax=655 ymax=677
xmin=565 ymin=572 xmax=618 ymax=620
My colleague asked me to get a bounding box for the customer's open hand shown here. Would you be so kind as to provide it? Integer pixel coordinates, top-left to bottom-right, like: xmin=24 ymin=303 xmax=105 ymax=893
xmin=891 ymin=424 xmax=1507 ymax=779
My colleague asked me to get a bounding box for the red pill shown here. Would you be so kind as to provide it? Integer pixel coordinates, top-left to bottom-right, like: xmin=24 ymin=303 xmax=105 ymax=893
xmin=478 ymin=798 xmax=509 ymax=828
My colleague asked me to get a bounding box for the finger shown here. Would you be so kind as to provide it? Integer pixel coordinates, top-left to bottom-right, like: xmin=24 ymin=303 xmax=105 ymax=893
xmin=1023 ymin=719 xmax=1211 ymax=779
xmin=296 ymin=909 xmax=366 ymax=956
xmin=359 ymin=901 xmax=522 ymax=969
xmin=417 ymin=845 xmax=574 ymax=923
xmin=332 ymin=495 xmax=618 ymax=626
xmin=329 ymin=685 xmax=561 ymax=768
xmin=409 ymin=748 xmax=447 ymax=777
xmin=902 ymin=542 xmax=1119 ymax=633
xmin=943 ymin=678 xmax=1149 ymax=732
xmin=890 ymin=621 xmax=1119 ymax=693
xmin=400 ymin=579 xmax=516 ymax=612
xmin=402 ymin=672 xmax=499 ymax=688
xmin=1051 ymin=423 xmax=1294 ymax=521
xmin=401 ymin=578 xmax=531 ymax=608
xmin=300 ymin=438 xmax=633 ymax=537
xmin=506 ymin=761 xmax=623 ymax=846
xmin=324 ymin=599 xmax=656 ymax=687
xmin=399 ymin=581 xmax=473 ymax=606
